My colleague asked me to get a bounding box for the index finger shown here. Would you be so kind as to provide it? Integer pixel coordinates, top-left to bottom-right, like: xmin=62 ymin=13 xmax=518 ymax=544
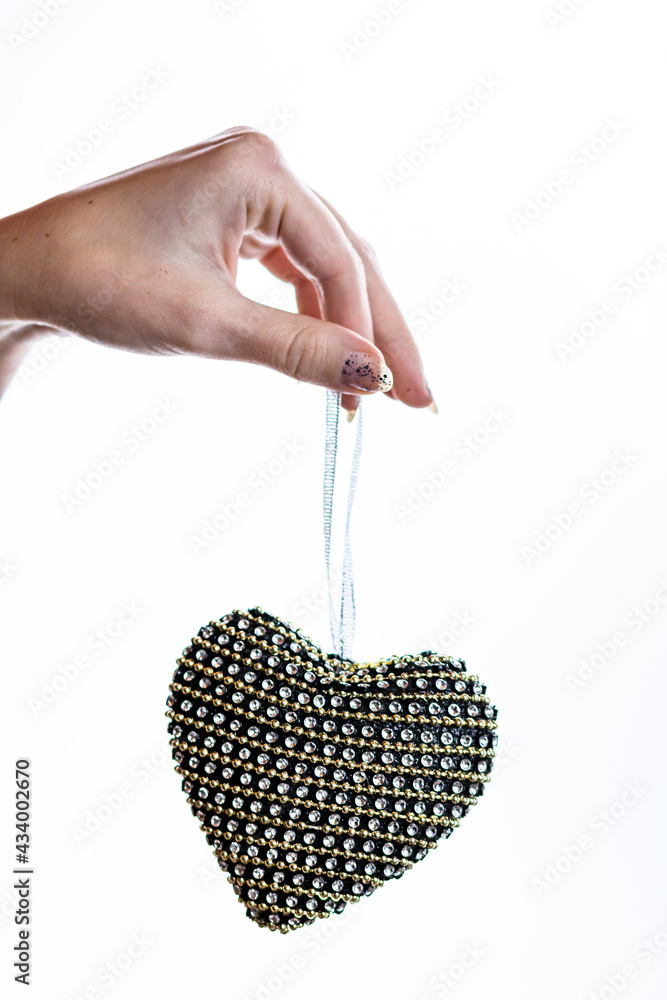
xmin=312 ymin=190 xmax=434 ymax=411
xmin=276 ymin=177 xmax=388 ymax=411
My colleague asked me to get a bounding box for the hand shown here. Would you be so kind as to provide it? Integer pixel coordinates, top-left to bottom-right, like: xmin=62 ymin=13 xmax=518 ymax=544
xmin=0 ymin=127 xmax=436 ymax=415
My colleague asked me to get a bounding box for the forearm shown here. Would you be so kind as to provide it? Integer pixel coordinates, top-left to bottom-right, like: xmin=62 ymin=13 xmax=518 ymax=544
xmin=0 ymin=205 xmax=58 ymax=394
xmin=0 ymin=205 xmax=45 ymax=322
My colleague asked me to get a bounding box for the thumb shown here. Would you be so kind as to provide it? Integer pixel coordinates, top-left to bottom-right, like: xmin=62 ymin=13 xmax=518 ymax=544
xmin=219 ymin=295 xmax=394 ymax=395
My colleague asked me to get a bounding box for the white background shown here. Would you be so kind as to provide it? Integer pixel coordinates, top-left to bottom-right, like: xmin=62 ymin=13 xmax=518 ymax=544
xmin=1 ymin=1 xmax=666 ymax=998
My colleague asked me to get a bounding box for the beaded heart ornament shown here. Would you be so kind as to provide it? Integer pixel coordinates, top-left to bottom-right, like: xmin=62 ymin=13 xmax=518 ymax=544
xmin=166 ymin=393 xmax=498 ymax=932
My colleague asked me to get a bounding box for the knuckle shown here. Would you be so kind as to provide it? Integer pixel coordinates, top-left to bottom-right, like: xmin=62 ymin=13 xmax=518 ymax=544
xmin=355 ymin=235 xmax=378 ymax=264
xmin=202 ymin=128 xmax=286 ymax=192
xmin=230 ymin=128 xmax=283 ymax=168
xmin=281 ymin=323 xmax=320 ymax=382
xmin=349 ymin=245 xmax=367 ymax=280
xmin=320 ymin=243 xmax=365 ymax=286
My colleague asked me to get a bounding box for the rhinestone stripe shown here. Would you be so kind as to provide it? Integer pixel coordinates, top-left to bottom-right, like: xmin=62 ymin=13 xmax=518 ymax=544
xmin=168 ymin=710 xmax=494 ymax=763
xmin=169 ymin=734 xmax=492 ymax=786
xmin=222 ymin=863 xmax=385 ymax=893
xmin=185 ymin=634 xmax=479 ymax=689
xmin=173 ymin=762 xmax=480 ymax=812
xmin=223 ymin=870 xmax=372 ymax=908
xmin=173 ymin=675 xmax=493 ymax=727
xmin=171 ymin=674 xmax=494 ymax=730
xmin=171 ymin=748 xmax=487 ymax=805
xmin=200 ymin=821 xmax=418 ymax=869
xmin=218 ymin=854 xmax=388 ymax=887
xmin=206 ymin=823 xmax=421 ymax=865
xmin=190 ymin=794 xmax=458 ymax=844
xmin=186 ymin=634 xmax=476 ymax=685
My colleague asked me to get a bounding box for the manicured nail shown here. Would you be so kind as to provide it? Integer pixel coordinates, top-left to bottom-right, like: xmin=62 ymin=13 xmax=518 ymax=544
xmin=340 ymin=351 xmax=393 ymax=393
xmin=346 ymin=406 xmax=358 ymax=423
xmin=426 ymin=381 xmax=438 ymax=414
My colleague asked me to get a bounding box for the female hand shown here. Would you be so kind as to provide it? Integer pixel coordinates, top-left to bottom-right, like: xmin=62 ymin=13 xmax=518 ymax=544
xmin=0 ymin=127 xmax=436 ymax=415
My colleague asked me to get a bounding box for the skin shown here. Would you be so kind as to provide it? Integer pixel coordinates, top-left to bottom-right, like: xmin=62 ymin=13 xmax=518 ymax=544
xmin=0 ymin=126 xmax=434 ymax=414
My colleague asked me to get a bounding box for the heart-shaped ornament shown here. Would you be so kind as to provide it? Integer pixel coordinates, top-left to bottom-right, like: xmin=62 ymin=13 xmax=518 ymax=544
xmin=166 ymin=607 xmax=498 ymax=932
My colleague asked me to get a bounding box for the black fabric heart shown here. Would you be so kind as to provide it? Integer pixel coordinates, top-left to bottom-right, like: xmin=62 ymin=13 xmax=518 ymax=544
xmin=166 ymin=608 xmax=498 ymax=932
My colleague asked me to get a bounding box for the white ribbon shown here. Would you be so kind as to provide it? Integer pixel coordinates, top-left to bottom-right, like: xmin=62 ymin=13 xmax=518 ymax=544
xmin=323 ymin=391 xmax=363 ymax=660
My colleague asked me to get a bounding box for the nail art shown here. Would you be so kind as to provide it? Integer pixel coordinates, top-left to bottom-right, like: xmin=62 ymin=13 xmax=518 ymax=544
xmin=340 ymin=351 xmax=393 ymax=393
xmin=346 ymin=406 xmax=358 ymax=423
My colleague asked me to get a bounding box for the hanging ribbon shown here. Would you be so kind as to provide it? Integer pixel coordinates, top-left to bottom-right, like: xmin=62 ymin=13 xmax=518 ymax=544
xmin=323 ymin=391 xmax=363 ymax=661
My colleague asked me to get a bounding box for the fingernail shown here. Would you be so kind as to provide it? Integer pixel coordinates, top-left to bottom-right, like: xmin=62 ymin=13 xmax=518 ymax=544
xmin=426 ymin=381 xmax=438 ymax=414
xmin=346 ymin=406 xmax=357 ymax=423
xmin=340 ymin=351 xmax=393 ymax=393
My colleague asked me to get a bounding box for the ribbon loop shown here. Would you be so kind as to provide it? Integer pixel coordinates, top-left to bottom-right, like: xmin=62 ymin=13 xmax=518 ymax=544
xmin=323 ymin=392 xmax=363 ymax=661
